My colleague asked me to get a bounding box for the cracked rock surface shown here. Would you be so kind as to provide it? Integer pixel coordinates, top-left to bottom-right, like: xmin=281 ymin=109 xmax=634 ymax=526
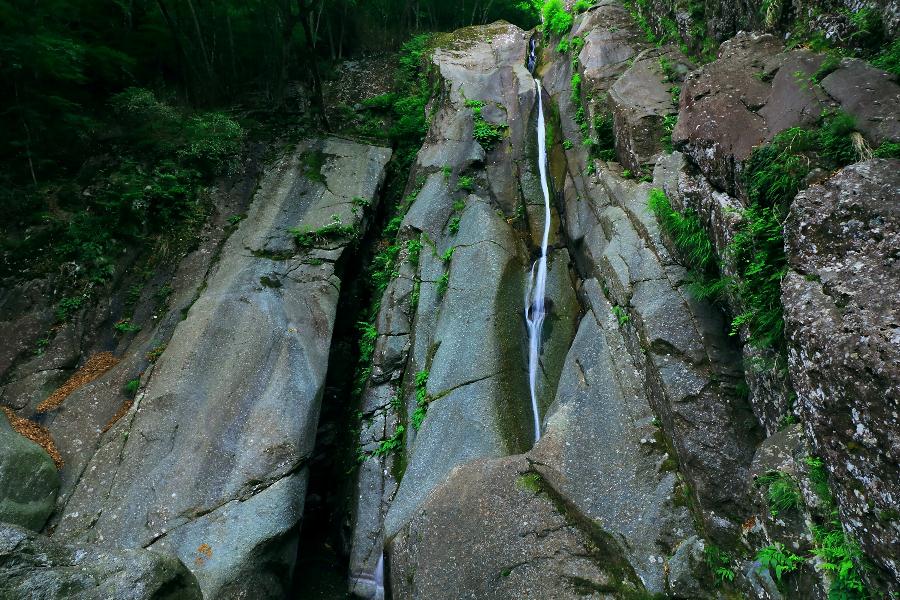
xmin=54 ymin=137 xmax=391 ymax=598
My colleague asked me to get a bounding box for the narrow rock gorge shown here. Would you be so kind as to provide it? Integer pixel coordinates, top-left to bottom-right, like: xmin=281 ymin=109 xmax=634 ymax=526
xmin=1 ymin=1 xmax=898 ymax=599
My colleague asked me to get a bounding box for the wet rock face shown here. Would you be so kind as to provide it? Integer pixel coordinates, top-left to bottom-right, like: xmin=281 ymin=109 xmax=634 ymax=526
xmin=782 ymin=158 xmax=900 ymax=589
xmin=0 ymin=523 xmax=202 ymax=600
xmin=0 ymin=411 xmax=59 ymax=530
xmin=54 ymin=137 xmax=391 ymax=599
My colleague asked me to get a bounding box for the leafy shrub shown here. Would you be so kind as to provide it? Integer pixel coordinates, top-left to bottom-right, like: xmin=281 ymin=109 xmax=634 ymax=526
xmin=542 ymin=0 xmax=573 ymax=36
xmin=110 ymin=88 xmax=242 ymax=179
xmin=812 ymin=521 xmax=868 ymax=599
xmin=466 ymin=99 xmax=506 ymax=150
xmin=756 ymin=543 xmax=804 ymax=583
xmin=573 ymin=0 xmax=592 ymax=13
xmin=872 ymin=37 xmax=900 ymax=75
xmin=874 ymin=141 xmax=900 ymax=158
xmin=176 ymin=112 xmax=243 ymax=176
xmin=705 ymin=545 xmax=735 ymax=584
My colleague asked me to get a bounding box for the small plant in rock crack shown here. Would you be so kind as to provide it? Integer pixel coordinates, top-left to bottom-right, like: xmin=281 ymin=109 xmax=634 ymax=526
xmin=409 ymin=279 xmax=421 ymax=312
xmin=357 ymin=321 xmax=379 ymax=365
xmin=411 ymin=370 xmax=430 ymax=429
xmin=570 ymin=73 xmax=582 ymax=104
xmin=811 ymin=519 xmax=869 ymax=599
xmin=756 ymin=543 xmax=804 ymax=585
xmin=289 ymin=215 xmax=358 ymax=249
xmin=563 ymin=139 xmax=574 ymax=150
xmin=124 ymin=378 xmax=141 ymax=398
xmin=442 ymin=165 xmax=452 ymax=180
xmin=756 ymin=470 xmax=802 ymax=516
xmin=34 ymin=337 xmax=50 ymax=356
xmin=465 ymin=99 xmax=506 ymax=150
xmin=457 ymin=175 xmax=475 ymax=192
xmin=647 ymin=188 xmax=725 ymax=301
xmin=406 ymin=238 xmax=423 ymax=267
xmin=805 ymin=455 xmax=833 ymax=506
xmin=611 ymin=305 xmax=630 ymax=325
xmin=448 ymin=216 xmax=461 ymax=235
xmin=56 ymin=296 xmax=85 ymax=322
xmin=146 ymin=343 xmax=166 ymax=363
xmin=436 ymin=271 xmax=450 ymax=298
xmin=441 ymin=246 xmax=455 ymax=263
xmin=662 ymin=114 xmax=678 ymax=152
xmin=114 ymin=319 xmax=141 ymax=334
xmin=705 ymin=545 xmax=736 ymax=584
xmin=373 ymin=424 xmax=405 ymax=457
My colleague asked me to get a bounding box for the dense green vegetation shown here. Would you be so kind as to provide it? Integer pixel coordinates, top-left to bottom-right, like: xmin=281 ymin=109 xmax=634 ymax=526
xmin=647 ymin=189 xmax=725 ymax=300
xmin=0 ymin=0 xmax=541 ymax=294
xmin=651 ymin=110 xmax=868 ymax=352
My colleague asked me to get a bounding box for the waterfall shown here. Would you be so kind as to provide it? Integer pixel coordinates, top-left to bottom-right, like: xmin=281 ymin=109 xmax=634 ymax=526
xmin=525 ymin=38 xmax=551 ymax=444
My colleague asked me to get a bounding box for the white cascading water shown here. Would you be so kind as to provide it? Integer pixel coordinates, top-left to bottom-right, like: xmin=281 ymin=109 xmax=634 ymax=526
xmin=373 ymin=554 xmax=385 ymax=600
xmin=525 ymin=37 xmax=551 ymax=443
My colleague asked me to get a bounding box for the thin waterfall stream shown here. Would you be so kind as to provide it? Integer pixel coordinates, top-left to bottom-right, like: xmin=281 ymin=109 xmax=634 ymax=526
xmin=525 ymin=37 xmax=551 ymax=443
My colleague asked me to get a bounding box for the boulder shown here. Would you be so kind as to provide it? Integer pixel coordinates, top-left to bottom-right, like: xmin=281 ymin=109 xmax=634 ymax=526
xmin=0 ymin=523 xmax=201 ymax=600
xmin=608 ymin=46 xmax=694 ymax=173
xmin=0 ymin=411 xmax=59 ymax=531
xmin=673 ymin=32 xmax=782 ymax=195
xmin=782 ymin=158 xmax=900 ymax=590
xmin=666 ymin=536 xmax=713 ymax=599
xmin=820 ymin=58 xmax=900 ymax=146
xmin=54 ymin=138 xmax=391 ymax=599
xmin=388 ymin=455 xmax=649 ymax=599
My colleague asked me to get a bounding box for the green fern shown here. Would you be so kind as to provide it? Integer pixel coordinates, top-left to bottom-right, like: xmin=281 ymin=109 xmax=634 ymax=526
xmin=756 ymin=543 xmax=804 ymax=583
